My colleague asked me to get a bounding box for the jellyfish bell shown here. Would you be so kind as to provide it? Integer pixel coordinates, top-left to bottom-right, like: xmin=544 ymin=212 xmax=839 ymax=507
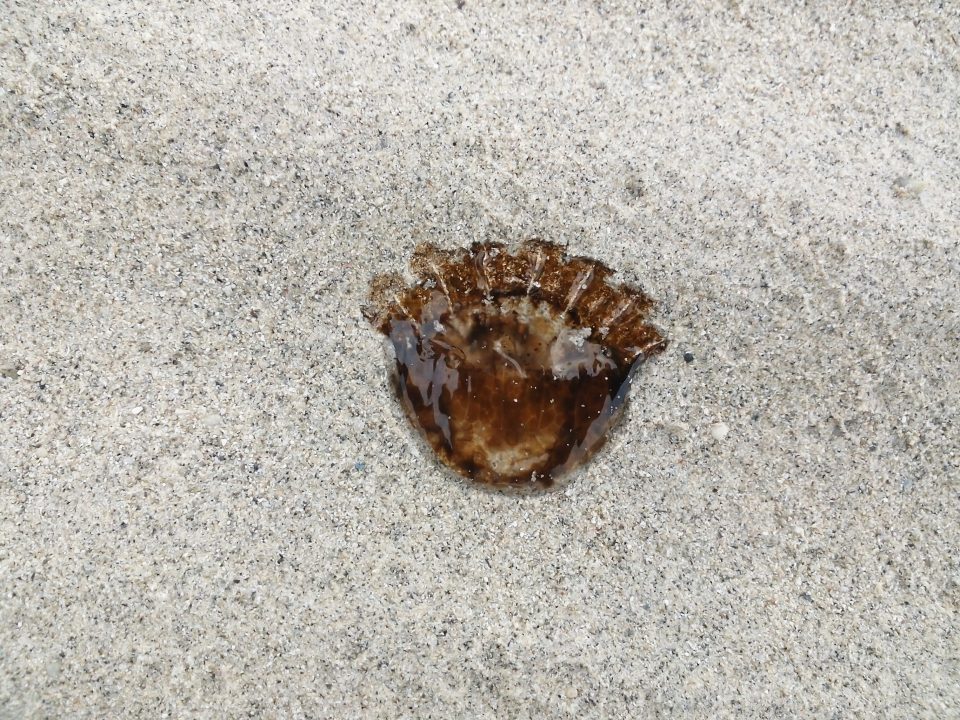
xmin=364 ymin=239 xmax=667 ymax=489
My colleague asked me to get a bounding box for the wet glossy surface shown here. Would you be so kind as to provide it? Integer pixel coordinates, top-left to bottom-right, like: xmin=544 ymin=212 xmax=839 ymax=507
xmin=365 ymin=240 xmax=666 ymax=488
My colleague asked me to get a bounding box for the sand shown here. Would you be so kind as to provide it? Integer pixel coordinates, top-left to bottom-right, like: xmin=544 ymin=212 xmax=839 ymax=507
xmin=1 ymin=2 xmax=958 ymax=718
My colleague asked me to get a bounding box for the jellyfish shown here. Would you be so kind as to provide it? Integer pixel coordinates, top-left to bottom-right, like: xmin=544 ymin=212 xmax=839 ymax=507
xmin=364 ymin=239 xmax=667 ymax=488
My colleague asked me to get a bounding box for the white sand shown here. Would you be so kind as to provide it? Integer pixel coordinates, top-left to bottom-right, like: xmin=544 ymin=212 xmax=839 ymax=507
xmin=2 ymin=2 xmax=958 ymax=717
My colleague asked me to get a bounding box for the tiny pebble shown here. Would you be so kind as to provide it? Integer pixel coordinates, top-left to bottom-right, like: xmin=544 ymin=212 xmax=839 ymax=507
xmin=893 ymin=175 xmax=924 ymax=198
xmin=202 ymin=413 xmax=223 ymax=427
xmin=683 ymin=351 xmax=694 ymax=363
xmin=710 ymin=422 xmax=730 ymax=441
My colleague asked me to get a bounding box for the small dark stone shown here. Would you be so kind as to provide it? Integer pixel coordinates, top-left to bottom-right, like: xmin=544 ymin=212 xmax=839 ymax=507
xmin=683 ymin=351 xmax=694 ymax=363
xmin=625 ymin=175 xmax=645 ymax=199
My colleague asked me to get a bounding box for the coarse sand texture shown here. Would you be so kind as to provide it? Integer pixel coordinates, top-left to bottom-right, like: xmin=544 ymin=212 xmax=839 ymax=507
xmin=1 ymin=2 xmax=958 ymax=718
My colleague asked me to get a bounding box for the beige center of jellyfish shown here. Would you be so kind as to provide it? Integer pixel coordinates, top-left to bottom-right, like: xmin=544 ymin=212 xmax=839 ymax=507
xmin=365 ymin=239 xmax=667 ymax=488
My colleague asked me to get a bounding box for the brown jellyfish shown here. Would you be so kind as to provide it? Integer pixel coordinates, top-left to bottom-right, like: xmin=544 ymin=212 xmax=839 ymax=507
xmin=364 ymin=240 xmax=667 ymax=489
